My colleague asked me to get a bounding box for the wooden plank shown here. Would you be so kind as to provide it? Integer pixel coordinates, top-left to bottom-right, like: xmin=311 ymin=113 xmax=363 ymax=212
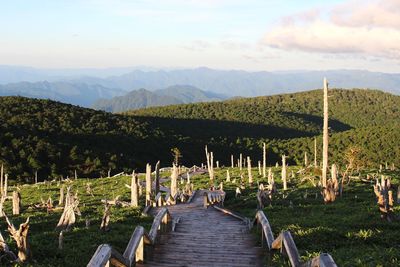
xmin=87 ymin=244 xmax=112 ymax=267
xmin=255 ymin=210 xmax=274 ymax=249
xmin=123 ymin=226 xmax=145 ymax=265
xmin=282 ymin=231 xmax=301 ymax=267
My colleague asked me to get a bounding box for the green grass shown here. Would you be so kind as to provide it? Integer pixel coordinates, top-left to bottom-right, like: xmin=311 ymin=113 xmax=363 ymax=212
xmin=190 ymin=166 xmax=400 ymax=267
xmin=0 ymin=175 xmax=155 ymax=267
xmin=1 ymin=167 xmax=399 ymax=266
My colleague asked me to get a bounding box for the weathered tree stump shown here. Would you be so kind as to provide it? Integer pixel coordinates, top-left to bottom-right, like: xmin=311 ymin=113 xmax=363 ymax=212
xmin=4 ymin=214 xmax=31 ymax=263
xmin=12 ymin=191 xmax=21 ymax=215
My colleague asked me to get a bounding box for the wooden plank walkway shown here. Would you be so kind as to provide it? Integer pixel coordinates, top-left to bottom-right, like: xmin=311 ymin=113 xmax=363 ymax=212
xmin=138 ymin=191 xmax=264 ymax=267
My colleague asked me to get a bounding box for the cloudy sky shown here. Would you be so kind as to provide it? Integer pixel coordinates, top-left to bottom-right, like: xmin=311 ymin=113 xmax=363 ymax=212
xmin=1 ymin=0 xmax=399 ymax=72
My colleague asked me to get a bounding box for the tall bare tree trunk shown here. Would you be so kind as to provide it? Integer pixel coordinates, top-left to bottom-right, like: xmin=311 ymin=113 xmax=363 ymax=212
xmin=145 ymin=164 xmax=152 ymax=206
xmin=263 ymin=143 xmax=266 ymax=178
xmin=304 ymin=152 xmax=308 ymax=167
xmin=239 ymin=153 xmax=243 ymax=171
xmin=12 ymin=191 xmax=21 ymax=215
xmin=322 ymin=78 xmax=329 ymax=188
xmin=314 ymin=138 xmax=317 ymax=167
xmin=231 ymin=155 xmax=234 ymax=168
xmin=282 ymin=155 xmax=287 ymax=190
xmin=171 ymin=164 xmax=178 ymax=198
xmin=155 ymin=161 xmax=160 ymax=195
xmin=131 ymin=171 xmax=139 ymax=207
xmin=247 ymin=156 xmax=253 ymax=184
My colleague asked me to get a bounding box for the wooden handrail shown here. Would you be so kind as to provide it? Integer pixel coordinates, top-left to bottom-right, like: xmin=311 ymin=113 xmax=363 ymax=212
xmin=87 ymin=207 xmax=172 ymax=267
xmin=254 ymin=210 xmax=337 ymax=267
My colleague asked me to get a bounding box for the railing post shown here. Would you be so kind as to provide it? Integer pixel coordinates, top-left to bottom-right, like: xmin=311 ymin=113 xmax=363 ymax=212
xmin=135 ymin=236 xmax=144 ymax=263
xmin=203 ymin=192 xmax=208 ymax=208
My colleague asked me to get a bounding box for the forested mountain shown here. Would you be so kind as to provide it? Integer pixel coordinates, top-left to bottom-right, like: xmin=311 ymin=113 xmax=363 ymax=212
xmin=92 ymin=85 xmax=226 ymax=112
xmin=1 ymin=89 xmax=399 ymax=181
xmin=0 ymin=81 xmax=124 ymax=107
xmin=92 ymin=88 xmax=181 ymax=112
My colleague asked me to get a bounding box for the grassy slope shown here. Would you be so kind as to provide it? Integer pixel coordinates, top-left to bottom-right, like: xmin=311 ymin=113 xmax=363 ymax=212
xmin=190 ymin=167 xmax=400 ymax=267
xmin=0 ymin=175 xmax=154 ymax=266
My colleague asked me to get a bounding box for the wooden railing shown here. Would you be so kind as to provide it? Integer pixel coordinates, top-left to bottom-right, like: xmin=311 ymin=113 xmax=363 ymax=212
xmin=87 ymin=207 xmax=172 ymax=267
xmin=254 ymin=210 xmax=337 ymax=267
xmin=203 ymin=190 xmax=225 ymax=208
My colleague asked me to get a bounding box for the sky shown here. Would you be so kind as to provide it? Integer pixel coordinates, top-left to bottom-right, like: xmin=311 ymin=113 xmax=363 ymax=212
xmin=1 ymin=0 xmax=399 ymax=72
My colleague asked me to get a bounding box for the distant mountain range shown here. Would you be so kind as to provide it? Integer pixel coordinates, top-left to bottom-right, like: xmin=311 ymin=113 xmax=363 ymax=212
xmin=1 ymin=65 xmax=400 ymax=108
xmin=92 ymin=85 xmax=227 ymax=112
xmin=0 ymin=81 xmax=124 ymax=107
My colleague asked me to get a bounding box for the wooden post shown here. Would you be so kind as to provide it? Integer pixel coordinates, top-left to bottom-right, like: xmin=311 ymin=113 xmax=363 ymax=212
xmin=263 ymin=143 xmax=267 ymax=178
xmin=145 ymin=164 xmax=152 ymax=206
xmin=322 ymin=78 xmax=329 ymax=188
xmin=74 ymin=169 xmax=77 ymax=180
xmin=155 ymin=161 xmax=160 ymax=196
xmin=314 ymin=137 xmax=317 ymax=167
xmin=131 ymin=171 xmax=139 ymax=207
xmin=282 ymin=155 xmax=287 ymax=190
xmin=258 ymin=161 xmax=262 ymax=176
xmin=35 ymin=170 xmax=38 ymax=184
xmin=216 ymin=161 xmax=219 ymax=169
xmin=12 ymin=191 xmax=21 ymax=215
xmin=247 ymin=156 xmax=253 ymax=184
xmin=231 ymin=155 xmax=234 ymax=168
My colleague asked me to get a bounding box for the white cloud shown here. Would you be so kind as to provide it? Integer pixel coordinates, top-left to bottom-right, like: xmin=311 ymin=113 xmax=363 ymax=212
xmin=263 ymin=0 xmax=400 ymax=60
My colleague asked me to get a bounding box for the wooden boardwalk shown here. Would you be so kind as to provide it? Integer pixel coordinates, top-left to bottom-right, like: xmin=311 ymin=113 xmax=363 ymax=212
xmin=138 ymin=191 xmax=264 ymax=267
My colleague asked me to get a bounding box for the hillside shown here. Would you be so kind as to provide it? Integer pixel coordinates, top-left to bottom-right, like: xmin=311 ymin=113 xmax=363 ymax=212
xmin=1 ymin=89 xmax=400 ymax=181
xmin=129 ymin=89 xmax=400 ymax=165
xmin=92 ymin=88 xmax=182 ymax=112
xmin=92 ymin=85 xmax=226 ymax=112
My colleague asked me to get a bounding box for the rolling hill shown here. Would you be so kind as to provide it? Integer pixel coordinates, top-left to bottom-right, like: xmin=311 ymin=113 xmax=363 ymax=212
xmin=0 ymin=88 xmax=399 ymax=180
xmin=92 ymin=85 xmax=226 ymax=112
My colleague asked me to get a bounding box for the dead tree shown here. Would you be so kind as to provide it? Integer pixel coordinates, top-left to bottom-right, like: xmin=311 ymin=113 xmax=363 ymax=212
xmin=322 ymin=78 xmax=329 ymax=188
xmin=171 ymin=164 xmax=178 ymax=200
xmin=247 ymin=156 xmax=253 ymax=185
xmin=12 ymin=191 xmax=21 ymax=215
xmin=258 ymin=161 xmax=261 ymax=176
xmin=145 ymin=163 xmax=152 ymax=206
xmin=0 ymin=169 xmax=8 ymax=217
xmin=0 ymin=230 xmax=17 ymax=262
xmin=282 ymin=155 xmax=287 ymax=190
xmin=100 ymin=203 xmax=111 ymax=231
xmin=263 ymin=143 xmax=267 ymax=178
xmin=322 ymin=180 xmax=336 ymax=203
xmin=304 ymin=152 xmax=308 ymax=167
xmin=231 ymin=155 xmax=234 ymax=168
xmin=314 ymin=137 xmax=317 ymax=167
xmin=226 ymin=169 xmax=231 ymax=182
xmin=130 ymin=171 xmax=139 ymax=207
xmin=239 ymin=153 xmax=243 ymax=171
xmin=205 ymin=146 xmax=214 ymax=180
xmin=58 ymin=186 xmax=64 ymax=207
xmin=373 ymin=177 xmax=395 ymax=222
xmin=155 ymin=161 xmax=160 ymax=195
xmin=4 ymin=214 xmax=31 ymax=263
xmin=56 ymin=187 xmax=80 ymax=231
